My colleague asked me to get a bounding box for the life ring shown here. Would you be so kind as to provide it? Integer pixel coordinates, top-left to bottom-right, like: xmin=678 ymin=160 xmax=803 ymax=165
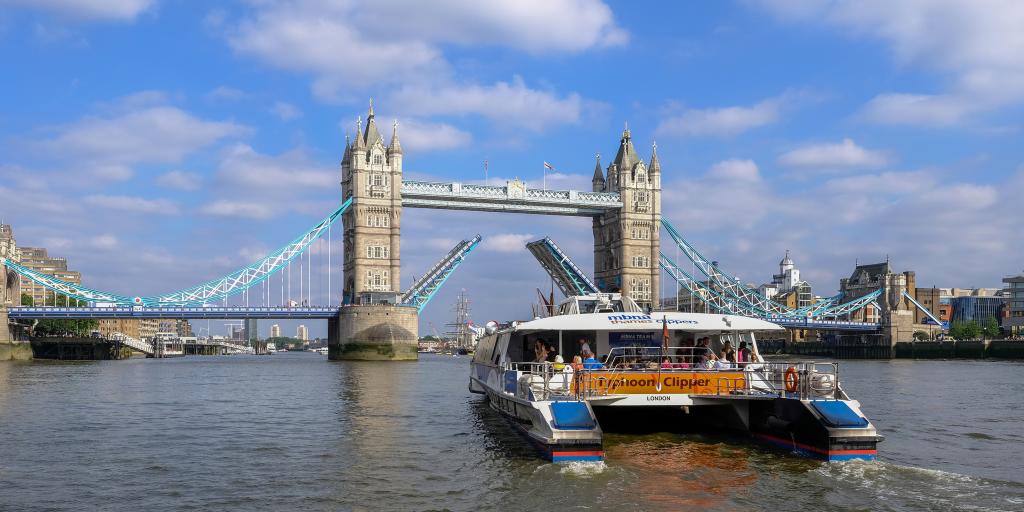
xmin=784 ymin=367 xmax=799 ymax=393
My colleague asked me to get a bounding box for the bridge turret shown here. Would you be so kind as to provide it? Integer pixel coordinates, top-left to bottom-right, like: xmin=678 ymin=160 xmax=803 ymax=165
xmin=388 ymin=119 xmax=403 ymax=157
xmin=591 ymin=154 xmax=605 ymax=192
xmin=593 ymin=123 xmax=661 ymax=310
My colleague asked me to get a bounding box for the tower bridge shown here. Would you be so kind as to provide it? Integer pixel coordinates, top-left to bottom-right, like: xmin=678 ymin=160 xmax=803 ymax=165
xmin=1 ymin=102 xmax=934 ymax=361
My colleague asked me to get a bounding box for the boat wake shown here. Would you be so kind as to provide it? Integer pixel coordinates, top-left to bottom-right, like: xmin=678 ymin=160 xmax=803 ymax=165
xmin=558 ymin=460 xmax=607 ymax=477
xmin=811 ymin=459 xmax=1024 ymax=511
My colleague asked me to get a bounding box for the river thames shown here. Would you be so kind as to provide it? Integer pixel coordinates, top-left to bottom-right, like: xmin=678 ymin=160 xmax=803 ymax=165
xmin=1 ymin=354 xmax=1021 ymax=511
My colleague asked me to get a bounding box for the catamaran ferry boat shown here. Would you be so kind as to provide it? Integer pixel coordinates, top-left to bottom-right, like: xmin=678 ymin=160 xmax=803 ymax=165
xmin=469 ymin=293 xmax=882 ymax=463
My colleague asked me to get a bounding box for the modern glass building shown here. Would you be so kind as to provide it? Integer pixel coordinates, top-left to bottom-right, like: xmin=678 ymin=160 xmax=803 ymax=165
xmin=950 ymin=296 xmax=1003 ymax=325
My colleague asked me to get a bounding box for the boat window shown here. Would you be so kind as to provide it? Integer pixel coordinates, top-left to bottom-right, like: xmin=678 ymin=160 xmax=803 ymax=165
xmin=578 ymin=300 xmax=597 ymax=313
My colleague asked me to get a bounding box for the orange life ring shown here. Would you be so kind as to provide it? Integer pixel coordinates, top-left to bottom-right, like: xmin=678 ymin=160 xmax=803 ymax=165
xmin=784 ymin=367 xmax=799 ymax=393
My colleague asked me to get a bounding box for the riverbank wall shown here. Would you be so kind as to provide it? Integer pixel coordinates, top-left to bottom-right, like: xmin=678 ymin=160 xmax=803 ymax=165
xmin=767 ymin=339 xmax=1024 ymax=359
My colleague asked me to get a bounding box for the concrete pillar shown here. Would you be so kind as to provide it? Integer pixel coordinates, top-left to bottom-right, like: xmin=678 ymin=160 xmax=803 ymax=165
xmin=329 ymin=304 xmax=418 ymax=361
xmin=0 ymin=306 xmax=32 ymax=361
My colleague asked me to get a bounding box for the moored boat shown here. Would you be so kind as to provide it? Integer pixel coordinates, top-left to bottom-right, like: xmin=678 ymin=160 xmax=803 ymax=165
xmin=469 ymin=292 xmax=882 ymax=463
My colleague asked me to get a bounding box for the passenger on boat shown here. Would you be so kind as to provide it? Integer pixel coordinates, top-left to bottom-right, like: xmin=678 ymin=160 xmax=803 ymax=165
xmin=571 ymin=355 xmax=584 ymax=371
xmin=583 ymin=351 xmax=604 ymax=370
xmin=737 ymin=341 xmax=752 ymax=367
xmin=577 ymin=338 xmax=591 ymax=357
xmin=661 ymin=357 xmax=673 ymax=369
xmin=534 ymin=340 xmax=548 ymax=363
xmin=545 ymin=344 xmax=559 ymax=363
xmin=719 ymin=340 xmax=734 ymax=361
xmin=553 ymin=354 xmax=567 ymax=371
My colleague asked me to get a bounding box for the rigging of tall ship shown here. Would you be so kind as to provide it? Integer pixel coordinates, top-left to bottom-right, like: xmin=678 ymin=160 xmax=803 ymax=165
xmin=469 ymin=292 xmax=882 ymax=463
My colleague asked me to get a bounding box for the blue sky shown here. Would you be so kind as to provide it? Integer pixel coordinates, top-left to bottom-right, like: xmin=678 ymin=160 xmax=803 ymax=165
xmin=1 ymin=0 xmax=1021 ymax=337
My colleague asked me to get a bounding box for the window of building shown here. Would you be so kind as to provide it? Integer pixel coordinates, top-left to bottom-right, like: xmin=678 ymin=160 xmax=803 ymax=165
xmin=364 ymin=269 xmax=390 ymax=291
xmin=632 ymin=255 xmax=650 ymax=268
xmin=373 ymin=154 xmax=383 ymax=166
xmin=367 ymin=213 xmax=390 ymax=228
xmin=631 ymin=225 xmax=650 ymax=240
xmin=366 ymin=245 xmax=390 ymax=259
xmin=635 ymin=171 xmax=647 ymax=184
xmin=630 ymin=278 xmax=651 ymax=301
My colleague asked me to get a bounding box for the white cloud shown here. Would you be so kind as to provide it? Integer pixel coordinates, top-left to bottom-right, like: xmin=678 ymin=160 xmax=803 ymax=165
xmin=483 ymin=233 xmax=536 ymax=252
xmin=216 ymin=144 xmax=334 ymax=191
xmin=228 ymin=0 xmax=625 ymax=96
xmin=859 ymin=93 xmax=976 ymax=127
xmin=391 ymin=76 xmax=586 ymax=131
xmin=270 ymin=101 xmax=302 ymax=121
xmin=83 ymin=194 xmax=179 ymax=214
xmin=656 ymin=95 xmax=789 ymax=137
xmin=395 ymin=119 xmax=472 ymax=152
xmin=225 ymin=0 xmax=613 ymax=131
xmin=156 ymin=170 xmax=201 ymax=190
xmin=205 ymin=86 xmax=247 ymax=101
xmin=200 ymin=200 xmax=274 ymax=219
xmin=708 ymin=159 xmax=761 ymax=182
xmin=0 ymin=0 xmax=156 ymax=21
xmin=89 ymin=234 xmax=118 ymax=250
xmin=40 ymin=105 xmax=247 ymax=165
xmin=756 ymin=0 xmax=1024 ymax=125
xmin=778 ymin=138 xmax=889 ymax=169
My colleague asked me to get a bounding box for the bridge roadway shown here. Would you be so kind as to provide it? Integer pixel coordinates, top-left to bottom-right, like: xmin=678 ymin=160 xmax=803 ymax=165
xmin=7 ymin=306 xmax=342 ymax=320
xmin=8 ymin=306 xmax=883 ymax=332
xmin=766 ymin=317 xmax=881 ymax=332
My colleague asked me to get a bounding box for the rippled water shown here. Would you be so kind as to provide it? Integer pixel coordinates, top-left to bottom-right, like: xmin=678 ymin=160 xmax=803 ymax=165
xmin=0 ymin=354 xmax=1022 ymax=511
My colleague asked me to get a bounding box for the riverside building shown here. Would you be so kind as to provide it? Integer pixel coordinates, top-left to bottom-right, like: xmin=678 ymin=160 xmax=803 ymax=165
xmin=1001 ymin=272 xmax=1024 ymax=335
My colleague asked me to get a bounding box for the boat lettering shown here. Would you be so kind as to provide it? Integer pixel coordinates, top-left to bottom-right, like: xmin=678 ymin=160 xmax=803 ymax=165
xmin=583 ymin=372 xmax=744 ymax=395
xmin=606 ymin=314 xmax=698 ymax=325
xmin=647 ymin=395 xmax=671 ymax=401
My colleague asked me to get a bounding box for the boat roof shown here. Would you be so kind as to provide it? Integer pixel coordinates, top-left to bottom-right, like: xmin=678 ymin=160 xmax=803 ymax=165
xmin=511 ymin=311 xmax=785 ymax=332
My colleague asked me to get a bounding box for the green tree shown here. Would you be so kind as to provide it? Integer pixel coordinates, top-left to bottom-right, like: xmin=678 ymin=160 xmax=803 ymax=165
xmin=913 ymin=330 xmax=929 ymax=341
xmin=948 ymin=321 xmax=981 ymax=341
xmin=982 ymin=316 xmax=1001 ymax=339
xmin=23 ymin=292 xmax=98 ymax=336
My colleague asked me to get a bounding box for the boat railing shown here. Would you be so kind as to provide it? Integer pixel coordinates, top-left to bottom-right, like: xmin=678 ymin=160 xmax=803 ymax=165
xmin=503 ymin=359 xmax=842 ymax=401
xmin=744 ymin=361 xmax=841 ymax=400
xmin=503 ymin=361 xmax=579 ymax=402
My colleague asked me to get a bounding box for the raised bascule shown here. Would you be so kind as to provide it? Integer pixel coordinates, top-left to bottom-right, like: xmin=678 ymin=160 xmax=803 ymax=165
xmin=0 ymin=102 xmax=938 ymax=361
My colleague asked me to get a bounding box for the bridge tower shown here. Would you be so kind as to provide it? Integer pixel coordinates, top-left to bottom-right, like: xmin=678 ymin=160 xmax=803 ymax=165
xmin=1 ymin=264 xmax=31 ymax=360
xmin=333 ymin=101 xmax=417 ymax=360
xmin=592 ymin=127 xmax=661 ymax=310
xmin=341 ymin=101 xmax=403 ymax=303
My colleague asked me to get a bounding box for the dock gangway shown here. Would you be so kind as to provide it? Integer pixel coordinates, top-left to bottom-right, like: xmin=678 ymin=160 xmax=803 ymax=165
xmin=526 ymin=237 xmax=599 ymax=298
xmin=401 ymin=235 xmax=483 ymax=312
xmin=109 ymin=332 xmax=154 ymax=356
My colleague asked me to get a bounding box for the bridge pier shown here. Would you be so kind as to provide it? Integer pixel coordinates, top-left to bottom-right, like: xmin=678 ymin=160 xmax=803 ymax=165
xmin=328 ymin=304 xmax=418 ymax=361
xmin=0 ymin=306 xmax=32 ymax=361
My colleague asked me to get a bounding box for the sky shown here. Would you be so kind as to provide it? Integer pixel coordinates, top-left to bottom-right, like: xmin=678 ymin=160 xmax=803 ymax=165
xmin=0 ymin=0 xmax=1021 ymax=338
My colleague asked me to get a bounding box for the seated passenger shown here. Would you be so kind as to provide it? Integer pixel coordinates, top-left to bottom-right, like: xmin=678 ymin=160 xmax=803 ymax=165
xmin=570 ymin=355 xmax=584 ymax=371
xmin=719 ymin=340 xmax=734 ymax=360
xmin=553 ymin=354 xmax=566 ymax=371
xmin=583 ymin=351 xmax=604 ymax=370
xmin=545 ymin=344 xmax=558 ymax=363
xmin=661 ymin=357 xmax=673 ymax=369
xmin=533 ymin=340 xmax=546 ymax=363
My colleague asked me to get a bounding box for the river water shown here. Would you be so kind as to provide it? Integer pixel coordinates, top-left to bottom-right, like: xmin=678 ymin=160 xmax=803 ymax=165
xmin=0 ymin=354 xmax=1022 ymax=511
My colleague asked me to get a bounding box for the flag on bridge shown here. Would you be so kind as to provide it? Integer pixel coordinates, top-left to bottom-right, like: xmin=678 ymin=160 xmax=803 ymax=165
xmin=543 ymin=161 xmax=555 ymax=170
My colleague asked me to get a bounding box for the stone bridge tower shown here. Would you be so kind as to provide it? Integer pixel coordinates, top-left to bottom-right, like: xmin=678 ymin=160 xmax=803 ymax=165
xmin=341 ymin=101 xmax=403 ymax=304
xmin=592 ymin=127 xmax=662 ymax=311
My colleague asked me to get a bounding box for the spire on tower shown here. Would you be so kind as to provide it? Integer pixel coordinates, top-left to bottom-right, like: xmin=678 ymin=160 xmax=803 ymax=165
xmin=591 ymin=152 xmax=605 ymax=190
xmin=362 ymin=100 xmax=382 ymax=149
xmin=388 ymin=119 xmax=402 ymax=154
xmin=648 ymin=140 xmax=661 ymax=174
xmin=354 ymin=116 xmax=366 ymax=150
